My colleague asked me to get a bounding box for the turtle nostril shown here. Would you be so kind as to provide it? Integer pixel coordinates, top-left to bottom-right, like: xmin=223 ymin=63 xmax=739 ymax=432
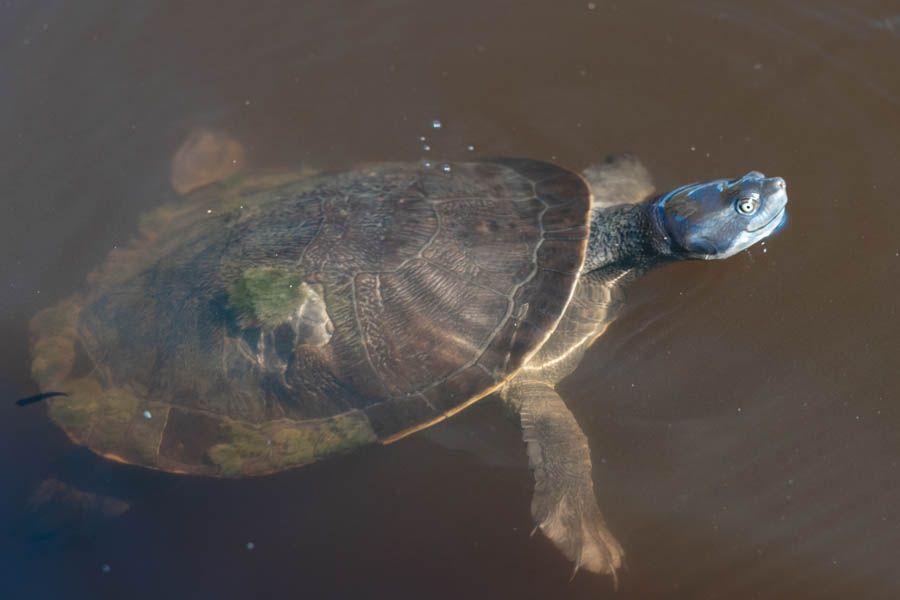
xmin=772 ymin=177 xmax=786 ymax=190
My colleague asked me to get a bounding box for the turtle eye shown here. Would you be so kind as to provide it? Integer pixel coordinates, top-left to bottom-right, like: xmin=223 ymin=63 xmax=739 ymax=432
xmin=736 ymin=196 xmax=759 ymax=215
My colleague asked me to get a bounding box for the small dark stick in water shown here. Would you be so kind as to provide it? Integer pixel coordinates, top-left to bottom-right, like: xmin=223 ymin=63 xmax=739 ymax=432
xmin=15 ymin=391 xmax=68 ymax=406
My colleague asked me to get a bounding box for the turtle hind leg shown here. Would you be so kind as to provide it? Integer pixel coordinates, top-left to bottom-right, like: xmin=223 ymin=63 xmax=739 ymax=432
xmin=507 ymin=379 xmax=624 ymax=579
xmin=170 ymin=129 xmax=245 ymax=195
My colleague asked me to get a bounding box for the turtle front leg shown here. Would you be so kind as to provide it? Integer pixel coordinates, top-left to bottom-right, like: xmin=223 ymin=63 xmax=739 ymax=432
xmin=505 ymin=379 xmax=624 ymax=579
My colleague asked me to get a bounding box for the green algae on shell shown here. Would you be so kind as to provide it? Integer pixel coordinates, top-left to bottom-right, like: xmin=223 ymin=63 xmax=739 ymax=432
xmin=28 ymin=298 xmax=81 ymax=388
xmin=46 ymin=376 xmax=169 ymax=466
xmin=207 ymin=411 xmax=377 ymax=476
xmin=229 ymin=267 xmax=308 ymax=327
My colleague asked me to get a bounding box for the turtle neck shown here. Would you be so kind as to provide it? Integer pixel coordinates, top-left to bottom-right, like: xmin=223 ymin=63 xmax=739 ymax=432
xmin=581 ymin=201 xmax=674 ymax=272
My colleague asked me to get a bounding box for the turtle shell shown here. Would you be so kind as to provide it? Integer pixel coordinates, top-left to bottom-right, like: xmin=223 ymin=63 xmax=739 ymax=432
xmin=30 ymin=159 xmax=591 ymax=476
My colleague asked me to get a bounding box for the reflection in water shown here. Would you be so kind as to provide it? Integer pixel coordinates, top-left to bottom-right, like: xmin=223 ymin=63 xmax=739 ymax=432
xmin=25 ymin=478 xmax=131 ymax=543
xmin=2 ymin=1 xmax=900 ymax=598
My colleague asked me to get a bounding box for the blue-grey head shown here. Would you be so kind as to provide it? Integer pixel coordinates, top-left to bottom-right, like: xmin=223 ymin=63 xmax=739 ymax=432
xmin=653 ymin=171 xmax=788 ymax=259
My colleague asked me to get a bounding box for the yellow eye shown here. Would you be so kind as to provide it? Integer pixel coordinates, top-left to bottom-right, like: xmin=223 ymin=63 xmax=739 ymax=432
xmin=737 ymin=197 xmax=759 ymax=215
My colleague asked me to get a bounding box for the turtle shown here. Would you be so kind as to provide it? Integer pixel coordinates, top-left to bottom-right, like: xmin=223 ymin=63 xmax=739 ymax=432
xmin=27 ymin=146 xmax=788 ymax=578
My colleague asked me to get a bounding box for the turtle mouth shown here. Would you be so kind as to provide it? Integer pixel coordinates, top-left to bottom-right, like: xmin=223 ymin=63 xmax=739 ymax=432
xmin=748 ymin=207 xmax=786 ymax=233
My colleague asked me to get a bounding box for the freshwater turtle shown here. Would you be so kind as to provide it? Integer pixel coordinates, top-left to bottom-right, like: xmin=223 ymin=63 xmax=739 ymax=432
xmin=28 ymin=148 xmax=788 ymax=577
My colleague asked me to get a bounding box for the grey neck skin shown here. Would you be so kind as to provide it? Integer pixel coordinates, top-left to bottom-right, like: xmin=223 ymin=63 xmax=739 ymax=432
xmin=582 ymin=201 xmax=674 ymax=273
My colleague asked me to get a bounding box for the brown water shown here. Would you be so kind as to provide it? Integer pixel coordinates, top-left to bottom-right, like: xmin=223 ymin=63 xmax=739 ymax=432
xmin=2 ymin=1 xmax=899 ymax=598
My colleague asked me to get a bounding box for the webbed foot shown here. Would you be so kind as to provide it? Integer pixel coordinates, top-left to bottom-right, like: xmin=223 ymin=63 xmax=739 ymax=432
xmin=531 ymin=477 xmax=624 ymax=579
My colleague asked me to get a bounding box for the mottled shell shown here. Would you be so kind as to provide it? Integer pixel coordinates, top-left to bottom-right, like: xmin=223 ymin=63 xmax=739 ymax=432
xmin=29 ymin=159 xmax=591 ymax=476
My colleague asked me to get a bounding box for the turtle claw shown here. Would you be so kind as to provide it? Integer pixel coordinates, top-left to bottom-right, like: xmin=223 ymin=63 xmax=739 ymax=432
xmin=571 ymin=541 xmax=622 ymax=590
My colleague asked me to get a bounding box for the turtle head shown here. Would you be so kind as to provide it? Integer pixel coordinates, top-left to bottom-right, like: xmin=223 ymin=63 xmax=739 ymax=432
xmin=653 ymin=171 xmax=788 ymax=260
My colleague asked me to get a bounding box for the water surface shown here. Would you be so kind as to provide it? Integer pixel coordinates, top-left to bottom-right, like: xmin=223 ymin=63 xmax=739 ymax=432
xmin=2 ymin=1 xmax=899 ymax=598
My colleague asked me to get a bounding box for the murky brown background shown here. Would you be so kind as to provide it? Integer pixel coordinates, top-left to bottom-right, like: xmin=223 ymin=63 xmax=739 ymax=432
xmin=2 ymin=1 xmax=899 ymax=598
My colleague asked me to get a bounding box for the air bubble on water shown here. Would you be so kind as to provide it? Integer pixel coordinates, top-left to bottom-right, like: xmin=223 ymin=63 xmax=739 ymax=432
xmin=142 ymin=410 xmax=152 ymax=420
xmin=431 ymin=119 xmax=442 ymax=129
xmin=419 ymin=136 xmax=426 ymax=142
xmin=101 ymin=564 xmax=111 ymax=574
xmin=422 ymin=144 xmax=431 ymax=151
xmin=466 ymin=144 xmax=475 ymax=152
xmin=246 ymin=542 xmax=255 ymax=551
xmin=206 ymin=209 xmax=212 ymax=214
xmin=423 ymin=160 xmax=433 ymax=169
xmin=440 ymin=164 xmax=452 ymax=173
